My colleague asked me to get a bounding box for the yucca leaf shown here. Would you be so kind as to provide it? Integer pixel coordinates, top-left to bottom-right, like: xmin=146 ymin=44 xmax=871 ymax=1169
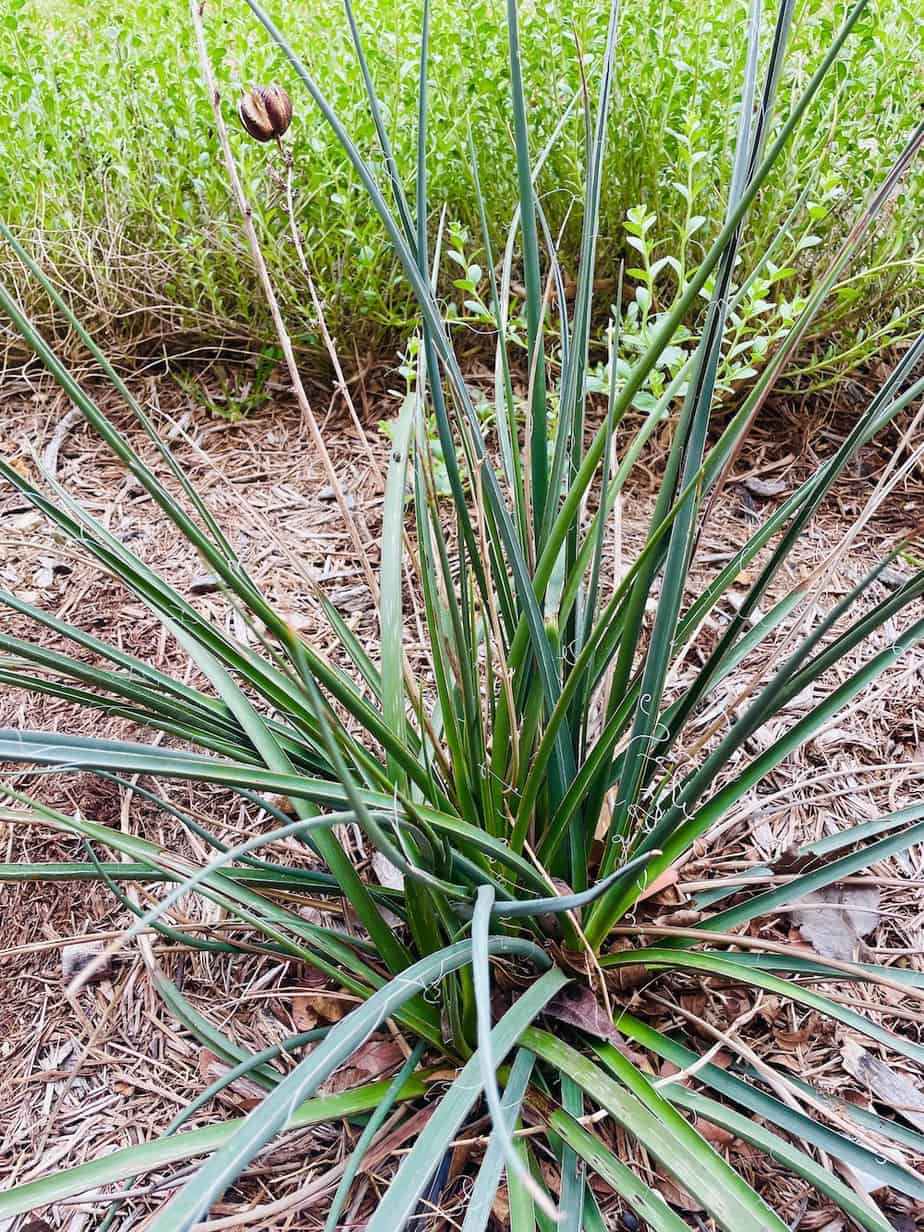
xmin=151 ymin=938 xmax=553 ymax=1230
xmin=0 ymin=1072 xmax=434 ymax=1219
xmin=785 ymin=1071 xmax=924 ymax=1157
xmin=2 ymin=790 xmax=409 ymax=1005
xmin=543 ymin=1108 xmax=691 ymax=1232
xmin=522 ymin=1028 xmax=787 ymax=1231
xmin=341 ymin=0 xmax=417 ymax=250
xmin=707 ymin=948 xmax=924 ymax=993
xmin=0 ymin=221 xmax=234 ymax=557
xmin=166 ymin=618 xmax=412 ymax=974
xmin=510 ymin=0 xmax=872 ymax=667
xmin=94 ymin=1015 xmax=332 ymax=1231
xmin=542 ymin=0 xmax=620 ymax=552
xmin=324 ymin=1039 xmax=427 ymax=1232
xmin=504 ymin=0 xmax=548 ymax=540
xmin=666 ymin=1087 xmax=894 ymax=1232
xmin=242 ymin=0 xmax=568 ymax=743
xmin=0 ymin=452 xmax=442 ymax=803
xmin=591 ymin=608 xmax=924 ymax=932
xmin=472 ymin=885 xmax=556 ymax=1218
xmin=380 ymin=389 xmax=418 ymax=787
xmin=0 ymin=729 xmax=549 ymax=891
xmin=598 ymin=0 xmax=781 ymax=869
xmin=658 ymin=338 xmax=924 ymax=755
xmin=365 ymin=966 xmax=567 ymax=1232
xmin=613 ymin=1014 xmax=924 ymax=1201
xmin=554 ymin=1074 xmax=585 ymax=1232
xmin=507 ymin=1138 xmax=539 ymax=1230
xmin=701 ymin=805 xmax=924 ymax=933
xmin=599 ymin=1060 xmax=897 ymax=1232
xmin=602 ymin=948 xmax=924 ymax=1066
xmin=461 ymin=1048 xmax=536 ymax=1232
xmin=467 ymin=125 xmax=525 ymax=541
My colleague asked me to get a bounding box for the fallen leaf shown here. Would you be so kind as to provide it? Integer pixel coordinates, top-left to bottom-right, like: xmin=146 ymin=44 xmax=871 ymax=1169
xmin=424 ymin=1068 xmax=459 ymax=1084
xmin=264 ymin=792 xmax=296 ymax=817
xmin=653 ymin=908 xmax=705 ymax=927
xmin=492 ymin=1185 xmax=510 ymax=1224
xmin=598 ymin=939 xmax=655 ymax=995
xmin=694 ymin=1116 xmax=735 ymax=1148
xmin=61 ymin=940 xmax=112 ymax=985
xmin=742 ymin=475 xmax=788 ymax=497
xmin=189 ymin=572 xmax=221 ymax=595
xmin=371 ymin=850 xmax=404 ymax=891
xmin=773 ymin=843 xmax=812 ymax=873
xmin=637 ymin=867 xmax=678 ymax=901
xmin=680 ymin=992 xmax=708 ymax=1023
xmin=292 ymin=969 xmax=348 ymax=1026
xmin=657 ymin=1174 xmax=704 ymax=1212
xmin=291 ymin=996 xmax=318 ymax=1032
xmin=774 ymin=1015 xmax=817 ymax=1048
xmin=322 ymin=1037 xmax=405 ymax=1095
xmin=791 ymin=885 xmax=879 ymax=960
xmin=545 ymin=985 xmax=624 ymax=1048
xmin=842 ymin=1039 xmax=924 ymax=1132
xmin=887 ymin=1216 xmax=921 ymax=1232
xmin=197 ymin=1050 xmax=266 ymax=1107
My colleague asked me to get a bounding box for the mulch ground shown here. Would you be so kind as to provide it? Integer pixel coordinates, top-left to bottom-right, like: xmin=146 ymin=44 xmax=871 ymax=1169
xmin=0 ymin=362 xmax=922 ymax=1230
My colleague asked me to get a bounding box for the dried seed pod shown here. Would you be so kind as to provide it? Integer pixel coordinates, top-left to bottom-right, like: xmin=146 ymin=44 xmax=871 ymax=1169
xmin=238 ymin=84 xmax=293 ymax=142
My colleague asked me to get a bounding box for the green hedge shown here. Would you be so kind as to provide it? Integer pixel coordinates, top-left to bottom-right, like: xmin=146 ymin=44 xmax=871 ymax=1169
xmin=2 ymin=0 xmax=921 ymax=381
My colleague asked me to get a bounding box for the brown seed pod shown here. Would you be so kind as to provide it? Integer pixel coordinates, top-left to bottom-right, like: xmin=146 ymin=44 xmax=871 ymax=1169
xmin=238 ymin=84 xmax=293 ymax=142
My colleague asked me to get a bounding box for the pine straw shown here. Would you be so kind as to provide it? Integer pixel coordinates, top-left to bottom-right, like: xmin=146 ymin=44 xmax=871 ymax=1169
xmin=0 ymin=369 xmax=922 ymax=1229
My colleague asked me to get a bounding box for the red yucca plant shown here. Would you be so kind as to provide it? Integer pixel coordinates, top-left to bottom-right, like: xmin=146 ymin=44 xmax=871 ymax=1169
xmin=0 ymin=0 xmax=922 ymax=1227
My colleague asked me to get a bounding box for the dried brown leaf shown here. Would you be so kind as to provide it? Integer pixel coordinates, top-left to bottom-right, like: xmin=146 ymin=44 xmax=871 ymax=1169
xmin=694 ymin=1116 xmax=736 ymax=1148
xmin=60 ymin=940 xmax=112 ymax=984
xmin=842 ymin=1039 xmax=924 ymax=1132
xmin=292 ymin=969 xmax=348 ymax=1026
xmin=544 ymin=986 xmax=650 ymax=1070
xmin=545 ymin=984 xmax=623 ymax=1048
xmin=791 ymin=885 xmax=879 ymax=960
xmin=321 ymin=1037 xmax=404 ymax=1095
